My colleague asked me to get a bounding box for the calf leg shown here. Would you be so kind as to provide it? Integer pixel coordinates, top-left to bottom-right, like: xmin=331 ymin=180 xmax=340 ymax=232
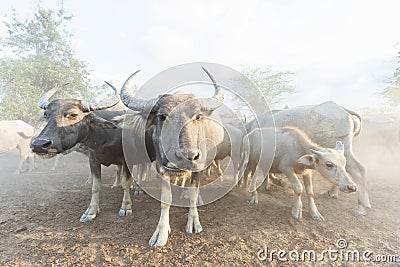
xmin=149 ymin=173 xmax=172 ymax=247
xmin=285 ymin=169 xmax=303 ymax=220
xmin=303 ymin=171 xmax=324 ymax=221
xmin=119 ymin=165 xmax=133 ymax=217
xmin=80 ymin=158 xmax=101 ymax=222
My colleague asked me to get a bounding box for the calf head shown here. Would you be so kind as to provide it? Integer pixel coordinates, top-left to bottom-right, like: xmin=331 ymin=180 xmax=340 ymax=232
xmin=297 ymin=141 xmax=358 ymax=193
xmin=120 ymin=68 xmax=224 ymax=175
xmin=31 ymin=83 xmax=119 ymax=158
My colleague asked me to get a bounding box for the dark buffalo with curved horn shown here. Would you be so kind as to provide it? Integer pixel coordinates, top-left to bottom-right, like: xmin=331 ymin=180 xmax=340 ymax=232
xmin=120 ymin=67 xmax=225 ymax=246
xmin=31 ymin=83 xmax=155 ymax=222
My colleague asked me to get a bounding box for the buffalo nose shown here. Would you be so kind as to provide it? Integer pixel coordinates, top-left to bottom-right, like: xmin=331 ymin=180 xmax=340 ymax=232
xmin=347 ymin=184 xmax=358 ymax=192
xmin=187 ymin=150 xmax=201 ymax=161
xmin=31 ymin=139 xmax=52 ymax=149
xmin=176 ymin=149 xmax=201 ymax=161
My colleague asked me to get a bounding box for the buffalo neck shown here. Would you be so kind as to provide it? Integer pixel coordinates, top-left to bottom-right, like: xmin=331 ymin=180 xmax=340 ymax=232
xmin=79 ymin=126 xmax=121 ymax=153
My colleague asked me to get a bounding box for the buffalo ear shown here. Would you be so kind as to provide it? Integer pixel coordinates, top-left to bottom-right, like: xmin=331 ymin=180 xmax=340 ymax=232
xmin=335 ymin=141 xmax=345 ymax=152
xmin=297 ymin=155 xmax=316 ymax=166
xmin=201 ymin=109 xmax=214 ymax=117
xmin=89 ymin=114 xmax=117 ymax=129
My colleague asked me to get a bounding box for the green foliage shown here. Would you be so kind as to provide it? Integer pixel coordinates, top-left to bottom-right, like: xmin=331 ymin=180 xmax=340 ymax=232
xmin=240 ymin=65 xmax=296 ymax=108
xmin=380 ymin=52 xmax=400 ymax=106
xmin=0 ymin=6 xmax=92 ymax=124
xmin=230 ymin=65 xmax=296 ymax=119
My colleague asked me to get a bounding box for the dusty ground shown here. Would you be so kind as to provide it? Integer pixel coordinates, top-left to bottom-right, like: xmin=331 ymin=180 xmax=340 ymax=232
xmin=0 ymin=150 xmax=399 ymax=266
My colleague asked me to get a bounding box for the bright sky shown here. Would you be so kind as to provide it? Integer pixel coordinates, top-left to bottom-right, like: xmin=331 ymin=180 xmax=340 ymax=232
xmin=1 ymin=0 xmax=399 ymax=111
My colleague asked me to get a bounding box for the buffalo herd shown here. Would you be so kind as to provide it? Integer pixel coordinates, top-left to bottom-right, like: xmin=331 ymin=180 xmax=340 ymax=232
xmin=2 ymin=67 xmax=398 ymax=246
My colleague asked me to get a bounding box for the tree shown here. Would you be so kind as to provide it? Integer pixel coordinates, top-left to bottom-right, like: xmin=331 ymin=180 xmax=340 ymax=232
xmin=380 ymin=52 xmax=400 ymax=106
xmin=0 ymin=6 xmax=92 ymax=124
xmin=240 ymin=65 xmax=296 ymax=107
xmin=230 ymin=65 xmax=296 ymax=119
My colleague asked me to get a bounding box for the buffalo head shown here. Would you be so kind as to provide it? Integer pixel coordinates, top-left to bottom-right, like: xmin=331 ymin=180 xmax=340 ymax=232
xmin=120 ymin=68 xmax=225 ymax=175
xmin=31 ymin=83 xmax=119 ymax=158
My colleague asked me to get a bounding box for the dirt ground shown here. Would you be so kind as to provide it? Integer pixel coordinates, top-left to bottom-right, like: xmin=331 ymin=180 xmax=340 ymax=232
xmin=0 ymin=150 xmax=399 ymax=266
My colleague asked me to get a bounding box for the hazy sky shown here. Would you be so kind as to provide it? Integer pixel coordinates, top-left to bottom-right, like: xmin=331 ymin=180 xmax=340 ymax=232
xmin=1 ymin=0 xmax=399 ymax=111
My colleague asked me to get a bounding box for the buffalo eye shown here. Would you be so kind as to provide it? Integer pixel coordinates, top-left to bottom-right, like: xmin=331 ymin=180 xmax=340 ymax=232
xmin=325 ymin=161 xmax=334 ymax=169
xmin=67 ymin=113 xmax=79 ymax=119
xmin=195 ymin=114 xmax=202 ymax=120
xmin=158 ymin=114 xmax=167 ymax=121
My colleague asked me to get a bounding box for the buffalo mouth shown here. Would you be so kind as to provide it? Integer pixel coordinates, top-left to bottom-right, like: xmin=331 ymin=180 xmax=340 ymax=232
xmin=34 ymin=148 xmax=59 ymax=159
xmin=159 ymin=161 xmax=193 ymax=176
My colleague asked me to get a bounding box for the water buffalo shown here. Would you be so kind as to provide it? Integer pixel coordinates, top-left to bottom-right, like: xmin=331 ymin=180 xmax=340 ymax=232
xmin=30 ymin=83 xmax=154 ymax=222
xmin=243 ymin=127 xmax=358 ymax=221
xmin=246 ymin=102 xmax=370 ymax=216
xmin=0 ymin=120 xmax=35 ymax=174
xmin=120 ymin=67 xmax=225 ymax=246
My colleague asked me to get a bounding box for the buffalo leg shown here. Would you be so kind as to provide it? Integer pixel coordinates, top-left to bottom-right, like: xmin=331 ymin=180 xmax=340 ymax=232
xmin=303 ymin=170 xmax=324 ymax=221
xmin=111 ymin=164 xmax=122 ymax=188
xmin=119 ymin=164 xmax=133 ymax=217
xmin=80 ymin=157 xmax=101 ymax=222
xmin=248 ymin=168 xmax=260 ymax=204
xmin=285 ymin=169 xmax=303 ymax=220
xmin=149 ymin=173 xmax=171 ymax=247
xmin=345 ymin=153 xmax=370 ymax=215
xmin=186 ymin=173 xmax=202 ymax=234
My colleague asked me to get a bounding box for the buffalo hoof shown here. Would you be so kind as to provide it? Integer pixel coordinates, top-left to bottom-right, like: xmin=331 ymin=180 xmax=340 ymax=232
xmin=133 ymin=189 xmax=143 ymax=196
xmin=325 ymin=187 xmax=339 ymax=198
xmin=291 ymin=207 xmax=302 ymax=220
xmin=354 ymin=205 xmax=368 ymax=216
xmin=118 ymin=208 xmax=132 ymax=217
xmin=111 ymin=183 xmax=119 ymax=189
xmin=186 ymin=221 xmax=203 ymax=234
xmin=197 ymin=194 xmax=204 ymax=206
xmin=149 ymin=225 xmax=171 ymax=247
xmin=248 ymin=194 xmax=258 ymax=205
xmin=179 ymin=189 xmax=188 ymax=200
xmin=80 ymin=208 xmax=98 ymax=222
xmin=311 ymin=211 xmax=325 ymax=222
